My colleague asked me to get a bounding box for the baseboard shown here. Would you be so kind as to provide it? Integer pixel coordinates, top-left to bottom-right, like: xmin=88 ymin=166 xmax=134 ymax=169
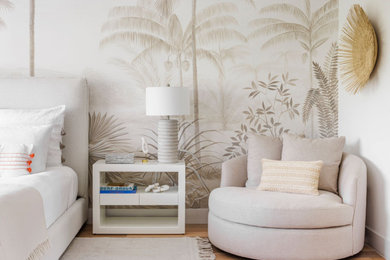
xmin=87 ymin=208 xmax=209 ymax=225
xmin=185 ymin=208 xmax=208 ymax=224
xmin=365 ymin=226 xmax=389 ymax=258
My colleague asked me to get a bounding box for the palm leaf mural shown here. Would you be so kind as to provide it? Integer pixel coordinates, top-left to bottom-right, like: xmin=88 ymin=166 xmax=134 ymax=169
xmin=0 ymin=0 xmax=13 ymax=28
xmin=225 ymin=73 xmax=300 ymax=159
xmin=249 ymin=0 xmax=338 ymax=72
xmin=303 ymin=43 xmax=338 ymax=138
xmin=88 ymin=112 xmax=133 ymax=203
xmin=248 ymin=0 xmax=338 ymax=136
xmin=100 ymin=1 xmax=246 ymax=128
xmin=110 ymin=53 xmax=172 ymax=89
xmin=248 ymin=0 xmax=338 ymax=69
xmin=151 ymin=0 xmax=180 ymax=19
xmin=144 ymin=120 xmax=222 ymax=208
xmin=249 ymin=0 xmax=338 ymax=56
xmin=195 ymin=2 xmax=237 ymax=25
xmin=100 ymin=1 xmax=242 ymax=87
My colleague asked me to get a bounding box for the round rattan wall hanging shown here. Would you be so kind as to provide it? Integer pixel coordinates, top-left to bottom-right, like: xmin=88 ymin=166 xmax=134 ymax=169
xmin=339 ymin=5 xmax=378 ymax=94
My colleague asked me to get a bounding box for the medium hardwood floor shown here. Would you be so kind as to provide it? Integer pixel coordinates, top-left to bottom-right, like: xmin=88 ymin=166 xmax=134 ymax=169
xmin=77 ymin=224 xmax=383 ymax=260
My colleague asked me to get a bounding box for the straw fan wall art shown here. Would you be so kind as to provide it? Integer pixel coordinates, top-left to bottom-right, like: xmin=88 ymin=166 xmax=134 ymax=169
xmin=339 ymin=4 xmax=378 ymax=94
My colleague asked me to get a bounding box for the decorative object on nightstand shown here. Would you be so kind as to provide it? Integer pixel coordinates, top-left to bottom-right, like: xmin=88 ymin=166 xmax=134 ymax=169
xmin=141 ymin=137 xmax=149 ymax=163
xmin=146 ymin=86 xmax=190 ymax=163
xmin=145 ymin=183 xmax=170 ymax=193
xmin=92 ymin=160 xmax=186 ymax=234
xmin=105 ymin=153 xmax=134 ymax=164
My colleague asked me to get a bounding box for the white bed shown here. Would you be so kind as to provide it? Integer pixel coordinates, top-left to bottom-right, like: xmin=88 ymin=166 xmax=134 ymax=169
xmin=0 ymin=78 xmax=89 ymax=260
xmin=0 ymin=166 xmax=78 ymax=228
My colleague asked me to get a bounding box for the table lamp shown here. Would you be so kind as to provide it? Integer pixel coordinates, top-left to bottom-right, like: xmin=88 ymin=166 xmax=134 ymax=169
xmin=145 ymin=86 xmax=190 ymax=163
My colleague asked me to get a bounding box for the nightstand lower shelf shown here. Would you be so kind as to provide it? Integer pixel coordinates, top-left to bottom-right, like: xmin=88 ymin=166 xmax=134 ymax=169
xmin=96 ymin=216 xmax=181 ymax=234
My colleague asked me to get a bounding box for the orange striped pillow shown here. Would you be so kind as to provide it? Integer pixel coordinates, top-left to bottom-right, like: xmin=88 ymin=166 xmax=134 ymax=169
xmin=258 ymin=159 xmax=323 ymax=195
xmin=0 ymin=144 xmax=35 ymax=177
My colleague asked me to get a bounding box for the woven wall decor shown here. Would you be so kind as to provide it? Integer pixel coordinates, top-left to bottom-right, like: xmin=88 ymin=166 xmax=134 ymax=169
xmin=339 ymin=5 xmax=378 ymax=94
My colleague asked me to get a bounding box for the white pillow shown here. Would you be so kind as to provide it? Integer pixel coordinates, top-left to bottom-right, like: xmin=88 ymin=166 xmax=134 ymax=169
xmin=0 ymin=105 xmax=65 ymax=166
xmin=0 ymin=144 xmax=34 ymax=178
xmin=0 ymin=125 xmax=52 ymax=173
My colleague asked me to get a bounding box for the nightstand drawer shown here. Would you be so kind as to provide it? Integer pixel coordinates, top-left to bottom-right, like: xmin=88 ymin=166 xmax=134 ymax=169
xmin=100 ymin=194 xmax=140 ymax=205
xmin=139 ymin=186 xmax=178 ymax=205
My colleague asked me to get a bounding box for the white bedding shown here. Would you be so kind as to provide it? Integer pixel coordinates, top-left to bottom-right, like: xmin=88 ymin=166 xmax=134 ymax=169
xmin=0 ymin=166 xmax=78 ymax=227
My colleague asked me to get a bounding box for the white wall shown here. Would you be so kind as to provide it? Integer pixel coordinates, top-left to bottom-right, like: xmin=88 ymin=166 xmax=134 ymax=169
xmin=339 ymin=0 xmax=390 ymax=257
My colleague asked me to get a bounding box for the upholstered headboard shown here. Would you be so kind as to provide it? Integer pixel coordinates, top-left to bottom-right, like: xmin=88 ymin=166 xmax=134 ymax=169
xmin=0 ymin=78 xmax=89 ymax=198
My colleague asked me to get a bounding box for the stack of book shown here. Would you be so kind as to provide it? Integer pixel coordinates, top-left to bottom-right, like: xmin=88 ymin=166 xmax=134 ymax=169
xmin=105 ymin=153 xmax=134 ymax=164
xmin=100 ymin=182 xmax=137 ymax=194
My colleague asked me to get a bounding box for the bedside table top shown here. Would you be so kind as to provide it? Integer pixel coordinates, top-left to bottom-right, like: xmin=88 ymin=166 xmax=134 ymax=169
xmin=93 ymin=159 xmax=185 ymax=172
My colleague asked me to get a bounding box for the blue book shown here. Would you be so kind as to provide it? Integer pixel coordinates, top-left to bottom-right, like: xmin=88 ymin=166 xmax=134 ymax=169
xmin=100 ymin=182 xmax=135 ymax=191
xmin=100 ymin=187 xmax=137 ymax=194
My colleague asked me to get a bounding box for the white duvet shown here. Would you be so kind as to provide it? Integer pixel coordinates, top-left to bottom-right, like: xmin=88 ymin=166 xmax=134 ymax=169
xmin=0 ymin=166 xmax=78 ymax=228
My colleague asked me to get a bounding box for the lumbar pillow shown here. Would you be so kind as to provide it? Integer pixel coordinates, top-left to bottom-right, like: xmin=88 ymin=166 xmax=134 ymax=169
xmin=0 ymin=105 xmax=65 ymax=167
xmin=258 ymin=159 xmax=323 ymax=195
xmin=0 ymin=144 xmax=34 ymax=177
xmin=281 ymin=133 xmax=345 ymax=193
xmin=0 ymin=125 xmax=52 ymax=173
xmin=257 ymin=159 xmax=323 ymax=195
xmin=246 ymin=134 xmax=282 ymax=188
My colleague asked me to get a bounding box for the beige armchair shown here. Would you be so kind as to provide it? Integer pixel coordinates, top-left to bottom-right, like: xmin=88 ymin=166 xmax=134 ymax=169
xmin=208 ymin=153 xmax=367 ymax=260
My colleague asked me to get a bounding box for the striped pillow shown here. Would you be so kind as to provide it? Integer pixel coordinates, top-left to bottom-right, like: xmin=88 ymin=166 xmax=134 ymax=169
xmin=0 ymin=144 xmax=35 ymax=177
xmin=258 ymin=159 xmax=323 ymax=195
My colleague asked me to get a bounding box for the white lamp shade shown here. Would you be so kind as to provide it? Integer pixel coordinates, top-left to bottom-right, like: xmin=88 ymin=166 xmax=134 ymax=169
xmin=146 ymin=87 xmax=190 ymax=116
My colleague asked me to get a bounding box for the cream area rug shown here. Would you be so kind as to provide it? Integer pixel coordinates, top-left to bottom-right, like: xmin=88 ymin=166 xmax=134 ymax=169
xmin=61 ymin=237 xmax=215 ymax=260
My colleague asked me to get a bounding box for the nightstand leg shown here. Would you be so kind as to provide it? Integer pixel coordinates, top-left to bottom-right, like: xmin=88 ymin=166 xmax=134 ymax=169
xmin=92 ymin=168 xmax=101 ymax=234
xmin=178 ymin=167 xmax=186 ymax=234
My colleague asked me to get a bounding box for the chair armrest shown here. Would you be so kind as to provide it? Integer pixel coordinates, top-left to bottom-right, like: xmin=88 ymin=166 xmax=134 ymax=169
xmin=220 ymin=155 xmax=247 ymax=187
xmin=338 ymin=153 xmax=367 ymax=207
xmin=338 ymin=152 xmax=367 ymax=253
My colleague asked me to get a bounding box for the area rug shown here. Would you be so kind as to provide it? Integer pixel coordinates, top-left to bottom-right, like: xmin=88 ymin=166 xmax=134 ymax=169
xmin=61 ymin=237 xmax=215 ymax=260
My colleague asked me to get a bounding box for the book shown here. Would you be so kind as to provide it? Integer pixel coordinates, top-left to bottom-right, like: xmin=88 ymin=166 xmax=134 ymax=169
xmin=105 ymin=153 xmax=134 ymax=164
xmin=100 ymin=182 xmax=135 ymax=192
xmin=100 ymin=186 xmax=137 ymax=194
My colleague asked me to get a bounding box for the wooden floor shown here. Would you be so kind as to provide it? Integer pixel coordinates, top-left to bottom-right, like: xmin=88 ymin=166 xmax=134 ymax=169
xmin=77 ymin=224 xmax=384 ymax=260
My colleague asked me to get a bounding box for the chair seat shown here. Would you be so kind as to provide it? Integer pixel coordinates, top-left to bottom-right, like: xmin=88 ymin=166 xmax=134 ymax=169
xmin=209 ymin=187 xmax=354 ymax=229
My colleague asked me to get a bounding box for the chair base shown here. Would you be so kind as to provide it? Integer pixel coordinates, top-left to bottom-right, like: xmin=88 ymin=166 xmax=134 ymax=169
xmin=208 ymin=212 xmax=359 ymax=260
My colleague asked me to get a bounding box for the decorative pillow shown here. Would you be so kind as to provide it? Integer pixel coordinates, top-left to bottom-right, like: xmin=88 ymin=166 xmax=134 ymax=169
xmin=0 ymin=125 xmax=52 ymax=173
xmin=0 ymin=105 xmax=65 ymax=166
xmin=246 ymin=134 xmax=282 ymax=188
xmin=0 ymin=144 xmax=34 ymax=177
xmin=258 ymin=159 xmax=323 ymax=195
xmin=281 ymin=133 xmax=345 ymax=193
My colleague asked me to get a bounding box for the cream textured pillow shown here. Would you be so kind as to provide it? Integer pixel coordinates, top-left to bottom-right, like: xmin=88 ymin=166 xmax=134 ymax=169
xmin=281 ymin=133 xmax=345 ymax=193
xmin=246 ymin=134 xmax=282 ymax=188
xmin=258 ymin=159 xmax=323 ymax=195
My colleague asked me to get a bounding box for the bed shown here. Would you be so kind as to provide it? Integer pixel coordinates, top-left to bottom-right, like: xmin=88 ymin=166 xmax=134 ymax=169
xmin=0 ymin=78 xmax=89 ymax=260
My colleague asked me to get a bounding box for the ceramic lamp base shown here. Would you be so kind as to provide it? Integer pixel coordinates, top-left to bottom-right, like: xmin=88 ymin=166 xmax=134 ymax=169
xmin=158 ymin=119 xmax=178 ymax=163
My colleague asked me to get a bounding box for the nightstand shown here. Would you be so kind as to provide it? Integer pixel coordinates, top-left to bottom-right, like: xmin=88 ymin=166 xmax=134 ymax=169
xmin=92 ymin=160 xmax=186 ymax=234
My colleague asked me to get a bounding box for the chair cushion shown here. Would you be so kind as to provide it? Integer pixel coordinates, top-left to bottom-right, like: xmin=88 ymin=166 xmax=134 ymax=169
xmin=209 ymin=187 xmax=353 ymax=229
xmin=281 ymin=133 xmax=345 ymax=194
xmin=246 ymin=134 xmax=282 ymax=188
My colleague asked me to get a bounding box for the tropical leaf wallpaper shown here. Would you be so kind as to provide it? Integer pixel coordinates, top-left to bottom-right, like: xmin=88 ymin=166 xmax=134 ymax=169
xmin=0 ymin=0 xmax=339 ymax=208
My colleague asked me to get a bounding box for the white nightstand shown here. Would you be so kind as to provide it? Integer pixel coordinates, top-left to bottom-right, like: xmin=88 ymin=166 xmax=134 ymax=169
xmin=92 ymin=160 xmax=186 ymax=234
